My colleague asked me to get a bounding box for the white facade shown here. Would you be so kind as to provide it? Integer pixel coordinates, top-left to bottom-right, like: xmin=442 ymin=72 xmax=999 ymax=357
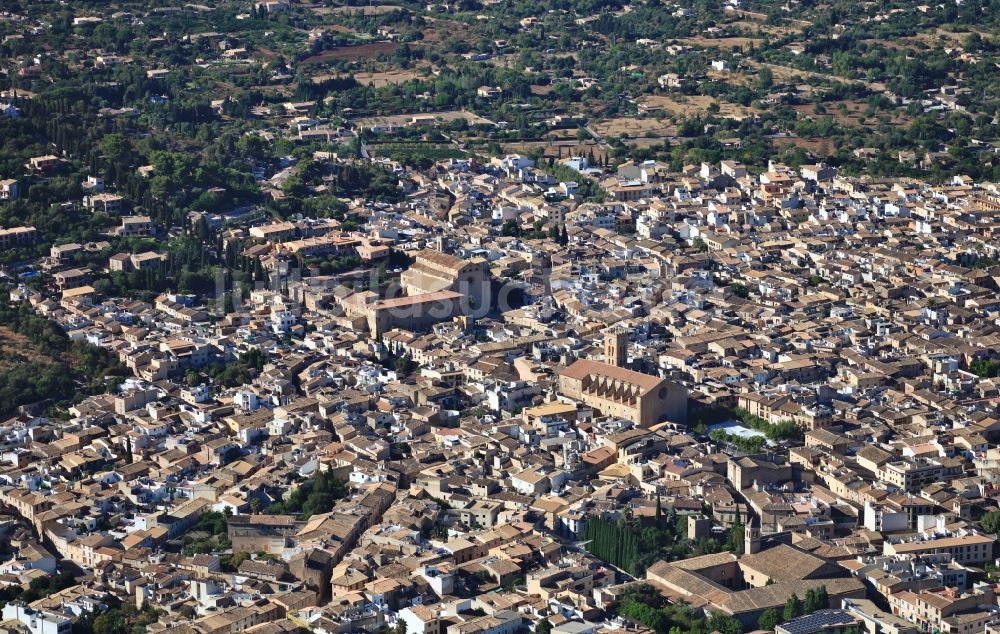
xmin=2 ymin=605 xmax=72 ymax=634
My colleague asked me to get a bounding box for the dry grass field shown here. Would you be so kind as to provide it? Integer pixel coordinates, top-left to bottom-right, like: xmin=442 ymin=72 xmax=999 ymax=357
xmin=0 ymin=326 xmax=58 ymax=371
xmin=592 ymin=116 xmax=678 ymax=138
xmin=677 ymin=36 xmax=763 ymax=49
xmin=791 ymin=100 xmax=911 ymax=127
xmin=311 ymin=4 xmax=401 ymax=15
xmin=313 ymin=68 xmax=431 ymax=87
xmin=301 ymin=42 xmax=398 ymax=64
xmin=636 ymin=95 xmax=758 ymax=119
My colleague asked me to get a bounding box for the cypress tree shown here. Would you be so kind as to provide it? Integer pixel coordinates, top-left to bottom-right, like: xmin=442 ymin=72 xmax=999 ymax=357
xmin=815 ymin=586 xmax=829 ymax=611
xmin=804 ymin=589 xmax=818 ymax=614
xmin=784 ymin=594 xmax=803 ymax=622
xmin=591 ymin=518 xmax=601 ymax=557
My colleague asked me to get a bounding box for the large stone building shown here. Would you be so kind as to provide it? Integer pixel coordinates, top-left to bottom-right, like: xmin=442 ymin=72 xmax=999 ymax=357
xmin=339 ymin=249 xmax=492 ymax=338
xmin=227 ymin=514 xmax=301 ymax=554
xmin=343 ymin=289 xmax=466 ymax=338
xmin=558 ymin=359 xmax=687 ymax=426
xmin=647 ymin=541 xmax=865 ymax=628
xmin=401 ymin=249 xmax=491 ymax=315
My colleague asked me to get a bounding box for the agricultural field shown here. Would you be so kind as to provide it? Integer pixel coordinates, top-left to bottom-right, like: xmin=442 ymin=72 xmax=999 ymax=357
xmin=301 ymin=42 xmax=399 ymax=65
xmin=635 ymin=96 xmax=758 ymax=120
xmin=592 ymin=116 xmax=678 ymax=139
xmin=791 ymin=100 xmax=912 ymax=128
xmin=676 ymin=36 xmax=763 ymax=50
xmin=311 ymin=4 xmax=402 ymax=15
xmin=312 ymin=67 xmax=432 ymax=87
xmin=352 ymin=68 xmax=432 ymax=87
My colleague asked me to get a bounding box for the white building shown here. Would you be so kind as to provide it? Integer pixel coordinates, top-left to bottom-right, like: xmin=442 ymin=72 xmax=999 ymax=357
xmin=2 ymin=605 xmax=72 ymax=634
xmin=863 ymin=502 xmax=908 ymax=532
xmin=271 ymin=307 xmax=296 ymax=334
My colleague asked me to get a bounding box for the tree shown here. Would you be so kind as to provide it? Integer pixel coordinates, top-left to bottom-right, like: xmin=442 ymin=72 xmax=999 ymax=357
xmin=92 ymin=610 xmax=125 ymax=634
xmin=804 ymin=587 xmax=829 ymax=613
xmin=395 ymin=620 xmax=408 ymax=634
xmin=395 ymin=353 xmax=417 ymax=375
xmin=728 ymin=520 xmax=745 ymax=554
xmin=814 ymin=586 xmax=829 ymax=612
xmin=501 ymin=218 xmax=521 ymax=237
xmin=266 ymin=469 xmax=346 ymax=519
xmin=784 ymin=594 xmax=804 ymax=622
xmin=728 ymin=507 xmax=744 ymax=553
xmin=981 ymin=511 xmax=1000 ymax=534
xmin=534 ymin=619 xmax=552 ymax=634
xmin=729 ymin=283 xmax=750 ymax=298
xmin=970 ymin=358 xmax=1000 ymax=379
xmin=619 ymin=601 xmax=669 ymax=632
xmin=707 ymin=612 xmax=743 ymax=634
xmin=222 ymin=551 xmax=251 ymax=572
xmin=758 ymin=607 xmax=782 ymax=631
xmin=804 ymin=588 xmax=820 ymax=614
xmin=757 ymin=66 xmax=774 ymax=91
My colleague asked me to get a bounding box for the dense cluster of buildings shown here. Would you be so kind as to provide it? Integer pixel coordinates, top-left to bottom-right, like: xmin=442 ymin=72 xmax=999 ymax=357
xmin=2 ymin=71 xmax=1000 ymax=634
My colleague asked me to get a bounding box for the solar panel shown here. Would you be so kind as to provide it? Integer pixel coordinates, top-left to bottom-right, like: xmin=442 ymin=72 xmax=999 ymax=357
xmin=777 ymin=610 xmax=859 ymax=634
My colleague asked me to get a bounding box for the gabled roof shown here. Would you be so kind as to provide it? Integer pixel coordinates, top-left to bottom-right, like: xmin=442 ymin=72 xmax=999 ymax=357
xmin=559 ymin=359 xmax=665 ymax=394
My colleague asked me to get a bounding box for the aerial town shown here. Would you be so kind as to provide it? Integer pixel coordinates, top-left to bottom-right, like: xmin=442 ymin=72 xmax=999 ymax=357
xmin=1 ymin=2 xmax=1000 ymax=634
